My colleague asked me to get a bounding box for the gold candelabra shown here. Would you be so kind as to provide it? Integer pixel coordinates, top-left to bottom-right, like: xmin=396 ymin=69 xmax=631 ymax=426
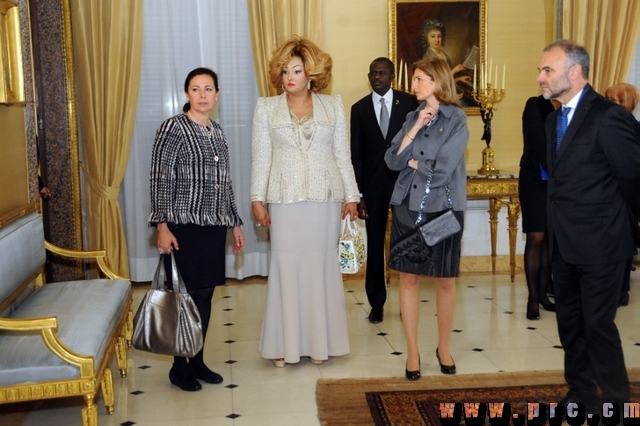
xmin=472 ymin=83 xmax=505 ymax=175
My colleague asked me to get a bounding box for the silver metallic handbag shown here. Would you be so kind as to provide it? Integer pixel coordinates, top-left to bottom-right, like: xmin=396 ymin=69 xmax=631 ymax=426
xmin=132 ymin=253 xmax=204 ymax=357
xmin=415 ymin=169 xmax=461 ymax=247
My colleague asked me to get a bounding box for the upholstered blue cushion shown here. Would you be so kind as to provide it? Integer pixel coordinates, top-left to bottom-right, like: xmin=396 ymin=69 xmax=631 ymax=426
xmin=0 ymin=212 xmax=45 ymax=305
xmin=0 ymin=279 xmax=130 ymax=386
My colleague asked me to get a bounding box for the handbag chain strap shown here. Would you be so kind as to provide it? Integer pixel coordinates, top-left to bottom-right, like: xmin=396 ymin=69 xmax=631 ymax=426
xmin=416 ymin=168 xmax=454 ymax=225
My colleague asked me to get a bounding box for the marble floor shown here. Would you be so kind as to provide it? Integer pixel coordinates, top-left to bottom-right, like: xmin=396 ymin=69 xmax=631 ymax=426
xmin=2 ymin=268 xmax=640 ymax=425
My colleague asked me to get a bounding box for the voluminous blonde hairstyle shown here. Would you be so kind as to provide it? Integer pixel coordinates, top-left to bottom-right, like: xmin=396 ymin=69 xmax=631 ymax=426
xmin=268 ymin=35 xmax=332 ymax=93
xmin=412 ymin=57 xmax=460 ymax=106
xmin=605 ymin=83 xmax=640 ymax=113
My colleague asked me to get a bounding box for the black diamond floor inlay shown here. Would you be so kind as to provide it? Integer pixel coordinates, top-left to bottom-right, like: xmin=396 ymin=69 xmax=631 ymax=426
xmin=130 ymin=390 xmax=144 ymax=395
xmin=636 ymin=343 xmax=640 ymax=346
xmin=420 ymin=299 xmax=429 ymax=303
xmin=223 ymin=308 xmax=232 ymax=311
xmin=355 ymin=302 xmax=364 ymax=305
xmin=377 ymin=332 xmax=388 ymax=336
xmin=223 ymin=295 xmax=232 ymax=298
xmin=138 ymin=365 xmax=151 ymax=369
xmin=226 ymin=413 xmax=240 ymax=419
xmin=224 ymin=340 xmax=235 ymax=344
xmin=452 ymin=329 xmax=462 ymax=333
xmin=484 ymin=297 xmax=493 ymax=300
xmin=553 ymin=345 xmax=563 ymax=349
xmin=527 ymin=326 xmax=537 ymax=330
xmin=121 ymin=422 xmax=136 ymax=426
xmin=225 ymin=359 xmax=237 ymax=364
xmin=225 ymin=384 xmax=238 ymax=389
xmin=504 ymin=311 xmax=513 ymax=314
xmin=472 ymin=348 xmax=484 ymax=352
xmin=223 ymin=323 xmax=234 ymax=326
xmin=391 ymin=351 xmax=402 ymax=356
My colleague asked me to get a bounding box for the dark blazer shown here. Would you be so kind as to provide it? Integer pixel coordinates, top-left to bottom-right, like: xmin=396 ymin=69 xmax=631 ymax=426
xmin=520 ymin=95 xmax=555 ymax=172
xmin=350 ymin=90 xmax=418 ymax=199
xmin=545 ymin=84 xmax=640 ymax=264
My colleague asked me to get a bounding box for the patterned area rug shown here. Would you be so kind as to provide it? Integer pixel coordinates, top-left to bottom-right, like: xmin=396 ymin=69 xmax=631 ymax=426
xmin=316 ymin=370 xmax=640 ymax=426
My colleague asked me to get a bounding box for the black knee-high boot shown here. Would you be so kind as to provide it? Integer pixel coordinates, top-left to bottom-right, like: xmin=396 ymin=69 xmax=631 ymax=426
xmin=187 ymin=287 xmax=223 ymax=384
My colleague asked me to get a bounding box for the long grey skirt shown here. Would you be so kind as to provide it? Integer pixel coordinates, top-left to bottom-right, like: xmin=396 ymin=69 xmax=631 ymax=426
xmin=258 ymin=201 xmax=350 ymax=363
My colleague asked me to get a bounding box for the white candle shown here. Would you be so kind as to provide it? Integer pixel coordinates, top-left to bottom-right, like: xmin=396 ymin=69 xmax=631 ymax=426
xmin=488 ymin=57 xmax=492 ymax=87
xmin=473 ymin=64 xmax=477 ymax=91
xmin=397 ymin=60 xmax=402 ymax=89
xmin=404 ymin=62 xmax=408 ymax=91
xmin=502 ymin=64 xmax=506 ymax=89
xmin=494 ymin=64 xmax=498 ymax=89
xmin=480 ymin=63 xmax=484 ymax=90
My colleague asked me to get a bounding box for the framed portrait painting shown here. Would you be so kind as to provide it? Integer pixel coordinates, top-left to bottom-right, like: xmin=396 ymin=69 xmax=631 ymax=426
xmin=389 ymin=0 xmax=486 ymax=115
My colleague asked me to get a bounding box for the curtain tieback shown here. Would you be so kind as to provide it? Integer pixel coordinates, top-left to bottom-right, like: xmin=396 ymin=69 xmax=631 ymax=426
xmin=82 ymin=165 xmax=121 ymax=200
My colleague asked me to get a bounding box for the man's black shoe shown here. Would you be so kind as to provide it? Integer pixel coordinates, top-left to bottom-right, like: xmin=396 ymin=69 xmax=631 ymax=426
xmin=368 ymin=308 xmax=383 ymax=323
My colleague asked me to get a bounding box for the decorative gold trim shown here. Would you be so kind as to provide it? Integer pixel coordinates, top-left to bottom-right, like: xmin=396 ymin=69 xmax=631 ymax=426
xmin=44 ymin=240 xmax=128 ymax=280
xmin=60 ymin=0 xmax=83 ymax=256
xmin=388 ymin=0 xmax=487 ymax=116
xmin=0 ymin=201 xmax=38 ymax=228
xmin=0 ymin=0 xmax=24 ymax=104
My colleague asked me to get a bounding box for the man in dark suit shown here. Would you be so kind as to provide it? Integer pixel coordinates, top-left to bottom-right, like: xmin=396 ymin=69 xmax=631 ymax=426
xmin=537 ymin=40 xmax=640 ymax=412
xmin=351 ymin=57 xmax=419 ymax=323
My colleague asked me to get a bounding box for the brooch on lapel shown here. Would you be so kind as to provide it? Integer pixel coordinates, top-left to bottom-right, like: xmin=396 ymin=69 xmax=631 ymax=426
xmin=439 ymin=127 xmax=444 ymax=133
xmin=395 ymin=99 xmax=400 ymax=105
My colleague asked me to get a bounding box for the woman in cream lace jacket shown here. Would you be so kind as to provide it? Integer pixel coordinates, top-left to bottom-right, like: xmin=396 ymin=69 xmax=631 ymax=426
xmin=250 ymin=36 xmax=359 ymax=368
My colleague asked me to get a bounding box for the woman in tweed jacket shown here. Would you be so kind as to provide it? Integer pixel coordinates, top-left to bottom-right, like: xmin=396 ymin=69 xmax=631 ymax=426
xmin=250 ymin=36 xmax=359 ymax=367
xmin=149 ymin=68 xmax=244 ymax=391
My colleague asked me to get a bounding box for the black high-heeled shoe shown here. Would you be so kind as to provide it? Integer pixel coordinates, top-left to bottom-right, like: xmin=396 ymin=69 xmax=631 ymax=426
xmin=436 ymin=348 xmax=456 ymax=375
xmin=526 ymin=299 xmax=540 ymax=320
xmin=405 ymin=356 xmax=421 ymax=381
xmin=539 ymin=298 xmax=556 ymax=312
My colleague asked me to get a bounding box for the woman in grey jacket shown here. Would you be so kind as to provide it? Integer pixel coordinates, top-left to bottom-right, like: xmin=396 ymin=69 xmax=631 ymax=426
xmin=385 ymin=58 xmax=469 ymax=380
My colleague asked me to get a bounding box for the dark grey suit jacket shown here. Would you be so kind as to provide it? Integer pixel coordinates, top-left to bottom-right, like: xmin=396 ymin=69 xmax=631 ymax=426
xmin=350 ymin=90 xmax=418 ymax=200
xmin=546 ymin=84 xmax=640 ymax=264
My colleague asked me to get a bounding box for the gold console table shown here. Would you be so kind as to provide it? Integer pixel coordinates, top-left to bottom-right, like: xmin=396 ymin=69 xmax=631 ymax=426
xmin=467 ymin=174 xmax=520 ymax=282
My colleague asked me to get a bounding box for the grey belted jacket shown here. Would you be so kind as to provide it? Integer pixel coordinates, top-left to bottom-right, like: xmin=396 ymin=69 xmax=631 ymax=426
xmin=384 ymin=102 xmax=469 ymax=213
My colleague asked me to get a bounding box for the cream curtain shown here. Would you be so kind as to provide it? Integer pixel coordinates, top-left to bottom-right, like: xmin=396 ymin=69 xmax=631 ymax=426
xmin=247 ymin=0 xmax=322 ymax=97
xmin=70 ymin=0 xmax=143 ymax=277
xmin=562 ymin=0 xmax=640 ymax=92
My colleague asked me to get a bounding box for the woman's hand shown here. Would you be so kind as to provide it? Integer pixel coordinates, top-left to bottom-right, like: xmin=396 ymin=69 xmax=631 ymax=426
xmin=252 ymin=201 xmax=271 ymax=227
xmin=342 ymin=202 xmax=358 ymax=221
xmin=451 ymin=63 xmax=466 ymax=75
xmin=157 ymin=223 xmax=178 ymax=254
xmin=232 ymin=226 xmax=244 ymax=253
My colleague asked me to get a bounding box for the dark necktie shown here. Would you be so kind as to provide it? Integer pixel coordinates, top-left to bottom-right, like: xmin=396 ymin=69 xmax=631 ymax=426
xmin=555 ymin=106 xmax=571 ymax=153
xmin=379 ymin=98 xmax=389 ymax=138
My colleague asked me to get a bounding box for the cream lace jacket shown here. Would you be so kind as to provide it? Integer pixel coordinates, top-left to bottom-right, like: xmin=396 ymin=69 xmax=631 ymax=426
xmin=250 ymin=93 xmax=360 ymax=204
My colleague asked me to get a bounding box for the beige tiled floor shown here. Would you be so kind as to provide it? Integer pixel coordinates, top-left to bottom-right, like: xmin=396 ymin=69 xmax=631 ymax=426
xmin=2 ymin=270 xmax=640 ymax=425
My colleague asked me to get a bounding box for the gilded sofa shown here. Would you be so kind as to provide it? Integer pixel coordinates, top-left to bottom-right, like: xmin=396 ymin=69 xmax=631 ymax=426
xmin=0 ymin=203 xmax=133 ymax=425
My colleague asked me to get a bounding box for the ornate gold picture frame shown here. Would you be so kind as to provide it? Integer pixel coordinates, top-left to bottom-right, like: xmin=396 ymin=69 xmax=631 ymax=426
xmin=389 ymin=0 xmax=486 ymax=115
xmin=0 ymin=0 xmax=24 ymax=104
